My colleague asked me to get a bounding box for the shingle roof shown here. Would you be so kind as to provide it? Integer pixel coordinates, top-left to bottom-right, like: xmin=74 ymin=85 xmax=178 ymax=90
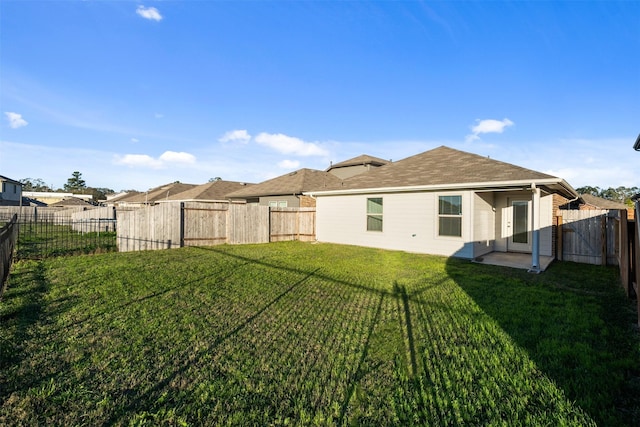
xmin=327 ymin=154 xmax=390 ymax=170
xmin=337 ymin=146 xmax=558 ymax=190
xmin=226 ymin=169 xmax=344 ymax=198
xmin=164 ymin=180 xmax=254 ymax=201
xmin=579 ymin=193 xmax=628 ymax=210
xmin=49 ymin=197 xmax=93 ymax=207
xmin=123 ymin=182 xmax=198 ymax=203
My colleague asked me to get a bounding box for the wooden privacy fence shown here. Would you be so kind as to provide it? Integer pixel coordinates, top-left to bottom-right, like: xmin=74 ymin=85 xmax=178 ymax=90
xmin=556 ymin=209 xmax=620 ymax=265
xmin=116 ymin=202 xmax=316 ymax=252
xmin=0 ymin=214 xmax=19 ymax=297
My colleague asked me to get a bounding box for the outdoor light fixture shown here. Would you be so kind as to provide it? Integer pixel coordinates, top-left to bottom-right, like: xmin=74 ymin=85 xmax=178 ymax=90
xmin=634 ymin=133 xmax=640 ymax=151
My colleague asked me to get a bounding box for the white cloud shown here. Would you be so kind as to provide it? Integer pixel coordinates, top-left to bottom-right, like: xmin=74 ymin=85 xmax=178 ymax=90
xmin=131 ymin=138 xmax=139 ymax=143
xmin=219 ymin=129 xmax=251 ymax=144
xmin=466 ymin=118 xmax=514 ymax=142
xmin=159 ymin=151 xmax=196 ymax=164
xmin=154 ymin=113 xmax=164 ymax=119
xmin=4 ymin=112 xmax=28 ymax=129
xmin=114 ymin=151 xmax=196 ymax=169
xmin=255 ymin=132 xmax=329 ymax=157
xmin=115 ymin=154 xmax=163 ymax=169
xmin=278 ymin=159 xmax=300 ymax=169
xmin=136 ymin=5 xmax=162 ymax=22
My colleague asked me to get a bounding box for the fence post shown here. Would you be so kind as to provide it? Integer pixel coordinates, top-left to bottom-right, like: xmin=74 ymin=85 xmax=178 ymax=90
xmin=556 ymin=215 xmax=563 ymax=261
xmin=619 ymin=210 xmax=630 ymax=296
xmin=601 ymin=216 xmax=607 ymax=266
xmin=179 ymin=202 xmax=185 ymax=248
xmin=635 ymin=200 xmax=640 ymax=327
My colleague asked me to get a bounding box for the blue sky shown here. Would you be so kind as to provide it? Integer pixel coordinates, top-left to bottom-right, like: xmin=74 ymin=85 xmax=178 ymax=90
xmin=1 ymin=1 xmax=638 ymax=192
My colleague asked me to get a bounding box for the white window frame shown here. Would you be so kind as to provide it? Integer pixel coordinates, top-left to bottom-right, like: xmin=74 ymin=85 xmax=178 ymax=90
xmin=437 ymin=194 xmax=463 ymax=238
xmin=366 ymin=197 xmax=383 ymax=232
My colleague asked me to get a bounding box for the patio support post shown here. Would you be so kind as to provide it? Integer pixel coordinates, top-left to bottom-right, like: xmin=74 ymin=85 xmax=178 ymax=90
xmin=530 ymin=183 xmax=541 ymax=273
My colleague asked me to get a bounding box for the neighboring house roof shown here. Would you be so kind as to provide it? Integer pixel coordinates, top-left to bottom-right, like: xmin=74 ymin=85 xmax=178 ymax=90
xmin=161 ymin=180 xmax=254 ymax=202
xmin=49 ymin=197 xmax=94 ymax=207
xmin=107 ymin=191 xmax=142 ymax=204
xmin=0 ymin=175 xmax=22 ymax=185
xmin=307 ymin=146 xmax=578 ymax=198
xmin=327 ymin=154 xmax=390 ymax=171
xmin=226 ymin=168 xmax=343 ymax=199
xmin=122 ymin=182 xmax=198 ymax=204
xmin=579 ymin=193 xmax=628 ymax=210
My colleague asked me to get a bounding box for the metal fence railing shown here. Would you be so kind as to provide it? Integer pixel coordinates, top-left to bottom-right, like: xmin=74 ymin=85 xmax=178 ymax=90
xmin=0 ymin=214 xmax=19 ymax=296
xmin=0 ymin=214 xmax=118 ymax=261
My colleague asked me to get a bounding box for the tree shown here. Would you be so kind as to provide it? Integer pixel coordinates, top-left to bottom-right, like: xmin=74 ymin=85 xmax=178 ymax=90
xmin=20 ymin=178 xmax=52 ymax=192
xmin=64 ymin=171 xmax=87 ymax=193
xmin=209 ymin=177 xmax=222 ymax=182
xmin=575 ymin=185 xmax=639 ymax=207
xmin=86 ymin=187 xmax=115 ymax=202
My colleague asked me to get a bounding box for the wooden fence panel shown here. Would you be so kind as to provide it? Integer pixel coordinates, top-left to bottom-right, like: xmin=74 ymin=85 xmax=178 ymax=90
xmin=559 ymin=209 xmax=619 ymax=265
xmin=182 ymin=202 xmax=229 ymax=246
xmin=228 ymin=204 xmax=269 ymax=244
xmin=116 ymin=204 xmax=181 ymax=252
xmin=0 ymin=214 xmax=19 ymax=297
xmin=270 ymin=207 xmax=316 ymax=242
xmin=116 ymin=203 xmax=314 ymax=251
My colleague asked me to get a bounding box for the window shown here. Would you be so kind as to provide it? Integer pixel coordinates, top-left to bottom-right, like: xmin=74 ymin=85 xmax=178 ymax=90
xmin=367 ymin=197 xmax=383 ymax=231
xmin=268 ymin=201 xmax=288 ymax=208
xmin=438 ymin=195 xmax=462 ymax=237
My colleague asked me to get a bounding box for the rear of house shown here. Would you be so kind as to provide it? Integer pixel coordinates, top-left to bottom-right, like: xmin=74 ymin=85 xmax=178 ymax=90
xmin=308 ymin=146 xmax=577 ymax=267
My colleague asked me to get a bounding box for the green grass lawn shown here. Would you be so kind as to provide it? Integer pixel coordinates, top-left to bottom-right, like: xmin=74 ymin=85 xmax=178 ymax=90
xmin=1 ymin=241 xmax=638 ymax=426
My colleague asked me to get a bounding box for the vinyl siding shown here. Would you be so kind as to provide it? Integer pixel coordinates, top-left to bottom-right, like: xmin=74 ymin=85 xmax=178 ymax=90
xmin=316 ymin=191 xmax=475 ymax=258
xmin=494 ymin=191 xmax=554 ymax=256
xmin=473 ymin=192 xmax=495 ymax=258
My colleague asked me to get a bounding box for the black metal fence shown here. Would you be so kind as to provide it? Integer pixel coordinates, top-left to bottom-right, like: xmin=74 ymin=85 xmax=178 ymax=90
xmin=1 ymin=214 xmax=19 ymax=295
xmin=0 ymin=213 xmax=117 ymax=260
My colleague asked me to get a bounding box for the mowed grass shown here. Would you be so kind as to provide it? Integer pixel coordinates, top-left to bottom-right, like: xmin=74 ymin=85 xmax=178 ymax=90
xmin=1 ymin=242 xmax=638 ymax=426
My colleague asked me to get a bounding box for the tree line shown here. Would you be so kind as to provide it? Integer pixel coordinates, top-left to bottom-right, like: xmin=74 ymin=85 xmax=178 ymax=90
xmin=574 ymin=186 xmax=639 ymax=207
xmin=20 ymin=171 xmax=115 ymax=202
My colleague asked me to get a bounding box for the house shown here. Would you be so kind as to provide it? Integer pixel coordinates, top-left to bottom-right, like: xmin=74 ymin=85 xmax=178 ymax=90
xmin=111 ymin=182 xmax=197 ymax=207
xmin=157 ymin=180 xmax=254 ymax=203
xmin=561 ymin=193 xmax=634 ymax=220
xmin=0 ymin=175 xmax=23 ymax=206
xmin=226 ymin=168 xmax=343 ymax=208
xmin=306 ymin=146 xmax=579 ymax=272
xmin=326 ymin=154 xmax=390 ymax=179
xmin=23 ymin=191 xmax=93 ymax=205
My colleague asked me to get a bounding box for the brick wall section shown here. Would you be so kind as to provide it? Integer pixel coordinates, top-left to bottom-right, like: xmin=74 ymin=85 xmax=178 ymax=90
xmin=299 ymin=195 xmax=316 ymax=208
xmin=552 ymin=194 xmax=570 ymax=258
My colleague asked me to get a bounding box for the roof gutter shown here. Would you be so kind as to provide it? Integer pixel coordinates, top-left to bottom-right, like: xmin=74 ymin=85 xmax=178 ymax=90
xmin=305 ymin=178 xmax=579 ymax=198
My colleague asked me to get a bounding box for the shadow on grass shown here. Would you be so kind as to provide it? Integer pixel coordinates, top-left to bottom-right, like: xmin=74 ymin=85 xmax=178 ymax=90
xmin=104 ymin=264 xmax=323 ymax=426
xmin=444 ymin=257 xmax=640 ymax=426
xmin=0 ymin=261 xmax=76 ymax=398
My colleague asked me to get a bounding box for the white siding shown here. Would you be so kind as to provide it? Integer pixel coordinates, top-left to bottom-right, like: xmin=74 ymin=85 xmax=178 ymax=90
xmin=473 ymin=192 xmax=495 ymax=258
xmin=494 ymin=191 xmax=554 ymax=256
xmin=316 ymin=191 xmax=475 ymax=259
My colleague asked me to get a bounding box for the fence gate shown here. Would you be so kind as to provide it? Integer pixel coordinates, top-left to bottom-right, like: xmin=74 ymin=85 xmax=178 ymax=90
xmin=558 ymin=209 xmax=619 ymax=265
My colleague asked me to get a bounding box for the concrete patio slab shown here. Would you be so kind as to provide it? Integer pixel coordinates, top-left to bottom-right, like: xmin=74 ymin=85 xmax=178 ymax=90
xmin=472 ymin=252 xmax=555 ymax=272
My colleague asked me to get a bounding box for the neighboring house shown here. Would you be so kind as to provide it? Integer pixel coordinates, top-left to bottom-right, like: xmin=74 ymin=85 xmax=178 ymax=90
xmin=226 ymin=168 xmax=343 ymax=208
xmin=112 ymin=182 xmax=197 ymax=207
xmin=23 ymin=191 xmax=93 ymax=205
xmin=326 ymin=154 xmax=390 ymax=179
xmin=0 ymin=175 xmax=22 ymax=206
xmin=157 ymin=180 xmax=255 ymax=203
xmin=306 ymin=146 xmax=578 ymax=271
xmin=49 ymin=197 xmax=94 ymax=207
xmin=562 ymin=193 xmax=634 ymax=220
